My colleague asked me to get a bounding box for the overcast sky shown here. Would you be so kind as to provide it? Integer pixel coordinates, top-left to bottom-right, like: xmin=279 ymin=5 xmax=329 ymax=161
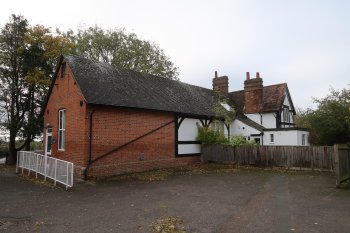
xmin=1 ymin=0 xmax=349 ymax=109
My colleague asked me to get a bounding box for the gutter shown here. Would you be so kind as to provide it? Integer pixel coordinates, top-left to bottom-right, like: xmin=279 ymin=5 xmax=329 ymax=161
xmin=84 ymin=109 xmax=95 ymax=180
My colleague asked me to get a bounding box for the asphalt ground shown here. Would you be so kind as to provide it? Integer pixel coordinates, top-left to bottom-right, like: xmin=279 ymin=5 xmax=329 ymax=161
xmin=0 ymin=164 xmax=349 ymax=233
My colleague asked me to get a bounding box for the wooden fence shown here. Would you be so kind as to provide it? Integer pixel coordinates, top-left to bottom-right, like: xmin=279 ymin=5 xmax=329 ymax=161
xmin=201 ymin=145 xmax=335 ymax=171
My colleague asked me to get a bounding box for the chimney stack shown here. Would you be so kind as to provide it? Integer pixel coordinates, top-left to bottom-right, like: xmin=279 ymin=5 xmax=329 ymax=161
xmin=246 ymin=72 xmax=250 ymax=80
xmin=244 ymin=72 xmax=263 ymax=113
xmin=212 ymin=71 xmax=229 ymax=96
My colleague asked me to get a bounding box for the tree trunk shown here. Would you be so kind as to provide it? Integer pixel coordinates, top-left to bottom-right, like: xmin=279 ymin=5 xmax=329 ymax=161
xmin=7 ymin=135 xmax=17 ymax=165
xmin=24 ymin=135 xmax=32 ymax=151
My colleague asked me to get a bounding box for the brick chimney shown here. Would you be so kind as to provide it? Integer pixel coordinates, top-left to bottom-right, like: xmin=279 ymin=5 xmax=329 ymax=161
xmin=244 ymin=72 xmax=263 ymax=113
xmin=212 ymin=71 xmax=229 ymax=96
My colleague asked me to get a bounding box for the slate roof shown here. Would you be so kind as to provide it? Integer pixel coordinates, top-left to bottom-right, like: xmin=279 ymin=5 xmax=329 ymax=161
xmin=62 ymin=55 xmax=217 ymax=117
xmin=229 ymin=83 xmax=295 ymax=114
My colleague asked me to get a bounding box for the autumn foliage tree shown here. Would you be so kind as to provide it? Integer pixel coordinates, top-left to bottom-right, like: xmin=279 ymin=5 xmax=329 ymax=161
xmin=0 ymin=15 xmax=74 ymax=164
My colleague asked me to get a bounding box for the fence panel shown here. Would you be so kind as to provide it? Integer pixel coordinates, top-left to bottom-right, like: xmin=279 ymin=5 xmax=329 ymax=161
xmin=16 ymin=151 xmax=74 ymax=189
xmin=202 ymin=145 xmax=335 ymax=171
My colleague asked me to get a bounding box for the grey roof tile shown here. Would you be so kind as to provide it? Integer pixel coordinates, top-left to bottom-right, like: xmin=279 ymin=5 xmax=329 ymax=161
xmin=65 ymin=55 xmax=216 ymax=117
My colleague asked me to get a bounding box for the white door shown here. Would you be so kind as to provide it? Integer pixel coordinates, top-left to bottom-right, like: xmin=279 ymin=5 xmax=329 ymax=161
xmin=45 ymin=128 xmax=52 ymax=157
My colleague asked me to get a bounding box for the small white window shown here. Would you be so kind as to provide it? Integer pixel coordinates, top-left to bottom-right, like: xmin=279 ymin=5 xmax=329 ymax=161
xmin=302 ymin=134 xmax=306 ymax=146
xmin=270 ymin=134 xmax=274 ymax=143
xmin=58 ymin=109 xmax=66 ymax=150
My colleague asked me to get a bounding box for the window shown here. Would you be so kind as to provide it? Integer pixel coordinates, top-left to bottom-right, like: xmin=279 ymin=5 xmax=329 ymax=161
xmin=282 ymin=106 xmax=290 ymax=123
xmin=302 ymin=134 xmax=306 ymax=146
xmin=254 ymin=138 xmax=261 ymax=145
xmin=270 ymin=134 xmax=274 ymax=143
xmin=58 ymin=109 xmax=66 ymax=150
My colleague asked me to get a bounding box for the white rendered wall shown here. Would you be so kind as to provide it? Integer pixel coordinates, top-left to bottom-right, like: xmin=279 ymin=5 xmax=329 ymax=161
xmin=231 ymin=119 xmax=261 ymax=137
xmin=264 ymin=130 xmax=309 ymax=146
xmin=178 ymin=118 xmax=201 ymax=141
xmin=297 ymin=130 xmax=310 ymax=146
xmin=178 ymin=118 xmax=201 ymax=155
xmin=246 ymin=113 xmax=276 ymax=129
xmin=178 ymin=144 xmax=201 ymax=154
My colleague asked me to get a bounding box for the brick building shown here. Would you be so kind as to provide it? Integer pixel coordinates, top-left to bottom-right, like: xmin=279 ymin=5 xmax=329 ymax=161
xmin=43 ymin=55 xmax=219 ymax=178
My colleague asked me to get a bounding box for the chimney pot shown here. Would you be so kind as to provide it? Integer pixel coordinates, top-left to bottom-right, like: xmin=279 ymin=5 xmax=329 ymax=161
xmin=246 ymin=72 xmax=250 ymax=80
xmin=256 ymin=72 xmax=260 ymax=79
xmin=215 ymin=71 xmax=218 ymax=78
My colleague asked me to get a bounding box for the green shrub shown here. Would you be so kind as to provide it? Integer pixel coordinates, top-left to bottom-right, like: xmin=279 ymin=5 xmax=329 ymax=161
xmin=227 ymin=134 xmax=257 ymax=146
xmin=197 ymin=126 xmax=228 ymax=145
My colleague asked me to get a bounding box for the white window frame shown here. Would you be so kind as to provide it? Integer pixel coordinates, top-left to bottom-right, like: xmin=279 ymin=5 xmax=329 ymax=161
xmin=58 ymin=109 xmax=66 ymax=150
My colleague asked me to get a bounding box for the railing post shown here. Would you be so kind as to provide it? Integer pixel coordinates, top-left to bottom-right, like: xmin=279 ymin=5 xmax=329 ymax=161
xmin=35 ymin=154 xmax=38 ymax=179
xmin=71 ymin=164 xmax=74 ymax=188
xmin=28 ymin=152 xmax=31 ymax=176
xmin=54 ymin=159 xmax=57 ymax=186
xmin=21 ymin=152 xmax=24 ymax=174
xmin=66 ymin=162 xmax=69 ymax=190
xmin=44 ymin=154 xmax=47 ymax=181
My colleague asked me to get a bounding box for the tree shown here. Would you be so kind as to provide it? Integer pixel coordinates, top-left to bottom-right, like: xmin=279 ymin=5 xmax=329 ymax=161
xmin=21 ymin=25 xmax=74 ymax=151
xmin=68 ymin=26 xmax=179 ymax=80
xmin=296 ymin=88 xmax=350 ymax=145
xmin=0 ymin=15 xmax=74 ymax=164
xmin=0 ymin=15 xmax=29 ymax=164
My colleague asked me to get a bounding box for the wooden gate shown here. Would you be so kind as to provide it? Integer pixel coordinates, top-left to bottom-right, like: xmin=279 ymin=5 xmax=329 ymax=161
xmin=334 ymin=145 xmax=350 ymax=188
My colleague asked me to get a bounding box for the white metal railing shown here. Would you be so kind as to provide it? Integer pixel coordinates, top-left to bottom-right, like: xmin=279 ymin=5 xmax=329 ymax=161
xmin=16 ymin=151 xmax=74 ymax=190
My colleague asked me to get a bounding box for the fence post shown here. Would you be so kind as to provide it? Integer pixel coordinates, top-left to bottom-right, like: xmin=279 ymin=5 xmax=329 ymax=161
xmin=334 ymin=144 xmax=340 ymax=188
xmin=54 ymin=159 xmax=57 ymax=186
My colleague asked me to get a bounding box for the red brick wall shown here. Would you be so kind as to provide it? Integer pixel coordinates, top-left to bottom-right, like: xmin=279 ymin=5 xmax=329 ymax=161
xmin=43 ymin=61 xmax=88 ymax=168
xmin=87 ymin=106 xmax=184 ymax=177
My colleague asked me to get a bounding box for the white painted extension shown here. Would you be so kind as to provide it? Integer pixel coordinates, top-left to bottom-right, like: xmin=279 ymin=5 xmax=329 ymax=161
xmin=16 ymin=151 xmax=74 ymax=190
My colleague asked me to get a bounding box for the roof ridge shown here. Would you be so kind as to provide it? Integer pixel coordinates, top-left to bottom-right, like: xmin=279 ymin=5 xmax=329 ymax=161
xmin=65 ymin=55 xmax=212 ymax=92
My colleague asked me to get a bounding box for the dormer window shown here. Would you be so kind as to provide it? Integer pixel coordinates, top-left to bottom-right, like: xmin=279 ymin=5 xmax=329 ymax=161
xmin=282 ymin=105 xmax=290 ymax=123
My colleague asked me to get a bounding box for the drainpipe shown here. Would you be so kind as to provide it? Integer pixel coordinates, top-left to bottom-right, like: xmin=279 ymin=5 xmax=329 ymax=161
xmin=84 ymin=109 xmax=95 ymax=180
